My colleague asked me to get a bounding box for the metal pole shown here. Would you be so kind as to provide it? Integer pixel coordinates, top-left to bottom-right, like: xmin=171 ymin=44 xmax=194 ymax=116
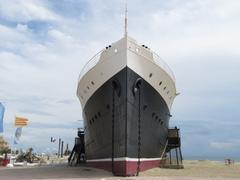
xmin=179 ymin=146 xmax=183 ymax=164
xmin=176 ymin=148 xmax=179 ymax=165
xmin=66 ymin=143 xmax=69 ymax=155
xmin=58 ymin=138 xmax=61 ymax=158
xmin=61 ymin=141 xmax=64 ymax=158
xmin=169 ymin=151 xmax=172 ymax=164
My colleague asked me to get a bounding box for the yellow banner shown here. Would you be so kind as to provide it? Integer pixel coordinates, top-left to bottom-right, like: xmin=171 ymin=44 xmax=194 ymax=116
xmin=15 ymin=117 xmax=28 ymax=126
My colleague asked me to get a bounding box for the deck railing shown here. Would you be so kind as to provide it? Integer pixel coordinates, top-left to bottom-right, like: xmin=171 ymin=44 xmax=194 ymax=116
xmin=78 ymin=49 xmax=104 ymax=81
xmin=78 ymin=48 xmax=175 ymax=83
xmin=152 ymin=52 xmax=176 ymax=83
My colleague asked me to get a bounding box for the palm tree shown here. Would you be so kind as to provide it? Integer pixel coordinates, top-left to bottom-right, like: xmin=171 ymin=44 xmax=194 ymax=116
xmin=0 ymin=136 xmax=10 ymax=155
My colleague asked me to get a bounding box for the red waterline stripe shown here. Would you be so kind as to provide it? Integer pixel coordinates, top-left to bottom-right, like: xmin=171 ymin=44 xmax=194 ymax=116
xmin=87 ymin=159 xmax=162 ymax=176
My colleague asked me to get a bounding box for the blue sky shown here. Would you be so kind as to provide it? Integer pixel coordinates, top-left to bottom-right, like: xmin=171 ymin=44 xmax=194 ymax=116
xmin=0 ymin=0 xmax=240 ymax=159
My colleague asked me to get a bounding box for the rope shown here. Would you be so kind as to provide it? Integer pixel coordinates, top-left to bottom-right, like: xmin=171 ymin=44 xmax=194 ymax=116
xmin=111 ymin=86 xmax=115 ymax=175
xmin=136 ymin=88 xmax=141 ymax=176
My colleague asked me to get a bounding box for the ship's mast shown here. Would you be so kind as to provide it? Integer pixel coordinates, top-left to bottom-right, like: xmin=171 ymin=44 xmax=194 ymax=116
xmin=124 ymin=0 xmax=128 ymax=37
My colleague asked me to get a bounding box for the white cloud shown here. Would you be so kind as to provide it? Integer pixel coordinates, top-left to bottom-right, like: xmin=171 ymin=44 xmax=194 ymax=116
xmin=0 ymin=24 xmax=27 ymax=42
xmin=0 ymin=0 xmax=60 ymax=22
xmin=16 ymin=24 xmax=29 ymax=33
xmin=210 ymin=141 xmax=239 ymax=150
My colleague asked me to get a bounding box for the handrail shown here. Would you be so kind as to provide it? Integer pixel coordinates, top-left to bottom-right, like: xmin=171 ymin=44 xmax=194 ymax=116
xmin=78 ymin=47 xmax=176 ymax=83
xmin=152 ymin=51 xmax=176 ymax=83
xmin=78 ymin=49 xmax=104 ymax=81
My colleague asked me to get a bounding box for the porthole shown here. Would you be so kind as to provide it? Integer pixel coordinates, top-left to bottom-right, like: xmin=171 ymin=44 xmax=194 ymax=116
xmin=143 ymin=105 xmax=147 ymax=111
xmin=114 ymin=49 xmax=118 ymax=53
xmin=87 ymin=86 xmax=90 ymax=90
xmin=163 ymin=87 xmax=166 ymax=90
xmin=95 ymin=115 xmax=98 ymax=119
xmin=149 ymin=73 xmax=153 ymax=78
xmin=159 ymin=81 xmax=162 ymax=86
xmin=91 ymin=81 xmax=94 ymax=85
xmin=158 ymin=119 xmax=161 ymax=123
xmin=155 ymin=116 xmax=158 ymax=120
xmin=92 ymin=118 xmax=94 ymax=123
xmin=152 ymin=112 xmax=155 ymax=118
xmin=161 ymin=121 xmax=163 ymax=125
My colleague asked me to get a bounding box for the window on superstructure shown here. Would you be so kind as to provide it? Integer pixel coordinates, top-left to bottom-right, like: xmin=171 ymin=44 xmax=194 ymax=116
xmin=159 ymin=81 xmax=162 ymax=86
xmin=149 ymin=73 xmax=153 ymax=78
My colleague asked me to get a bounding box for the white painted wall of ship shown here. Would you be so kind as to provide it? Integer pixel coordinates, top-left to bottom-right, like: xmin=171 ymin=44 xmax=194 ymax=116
xmin=77 ymin=36 xmax=176 ymax=110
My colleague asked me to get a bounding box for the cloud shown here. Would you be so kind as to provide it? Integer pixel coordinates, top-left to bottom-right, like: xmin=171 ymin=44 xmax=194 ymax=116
xmin=209 ymin=141 xmax=239 ymax=150
xmin=19 ymin=109 xmax=55 ymax=117
xmin=0 ymin=0 xmax=60 ymax=22
xmin=57 ymin=99 xmax=75 ymax=105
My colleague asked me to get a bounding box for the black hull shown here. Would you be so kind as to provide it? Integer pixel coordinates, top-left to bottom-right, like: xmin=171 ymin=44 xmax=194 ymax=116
xmin=82 ymin=67 xmax=170 ymax=174
xmin=83 ymin=66 xmax=170 ymax=158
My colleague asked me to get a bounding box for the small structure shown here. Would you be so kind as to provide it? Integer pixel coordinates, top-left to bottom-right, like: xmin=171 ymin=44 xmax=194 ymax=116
xmin=161 ymin=127 xmax=184 ymax=169
xmin=68 ymin=128 xmax=85 ymax=166
xmin=225 ymin=159 xmax=234 ymax=165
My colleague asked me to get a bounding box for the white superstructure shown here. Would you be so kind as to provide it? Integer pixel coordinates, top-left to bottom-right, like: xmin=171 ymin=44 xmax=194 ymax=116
xmin=77 ymin=36 xmax=176 ymax=110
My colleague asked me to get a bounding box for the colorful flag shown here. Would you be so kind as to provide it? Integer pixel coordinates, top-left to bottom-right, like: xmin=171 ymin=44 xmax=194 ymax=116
xmin=14 ymin=127 xmax=22 ymax=144
xmin=14 ymin=139 xmax=18 ymax=145
xmin=0 ymin=102 xmax=5 ymax=133
xmin=15 ymin=116 xmax=28 ymax=126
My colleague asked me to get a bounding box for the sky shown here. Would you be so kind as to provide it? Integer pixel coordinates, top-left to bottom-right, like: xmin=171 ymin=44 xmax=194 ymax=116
xmin=0 ymin=0 xmax=240 ymax=159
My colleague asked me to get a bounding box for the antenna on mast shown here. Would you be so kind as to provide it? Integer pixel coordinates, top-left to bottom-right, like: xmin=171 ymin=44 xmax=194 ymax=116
xmin=124 ymin=0 xmax=128 ymax=37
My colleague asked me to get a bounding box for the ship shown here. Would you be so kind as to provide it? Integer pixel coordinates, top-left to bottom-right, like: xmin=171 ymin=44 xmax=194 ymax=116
xmin=77 ymin=8 xmax=177 ymax=176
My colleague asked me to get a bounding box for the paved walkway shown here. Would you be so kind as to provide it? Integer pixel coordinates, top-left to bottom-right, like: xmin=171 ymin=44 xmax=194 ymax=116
xmin=0 ymin=165 xmax=237 ymax=180
xmin=0 ymin=165 xmax=111 ymax=180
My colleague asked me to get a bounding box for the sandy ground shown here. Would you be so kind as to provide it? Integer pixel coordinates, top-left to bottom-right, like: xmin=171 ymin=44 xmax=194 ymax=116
xmin=142 ymin=160 xmax=240 ymax=179
xmin=0 ymin=160 xmax=239 ymax=180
